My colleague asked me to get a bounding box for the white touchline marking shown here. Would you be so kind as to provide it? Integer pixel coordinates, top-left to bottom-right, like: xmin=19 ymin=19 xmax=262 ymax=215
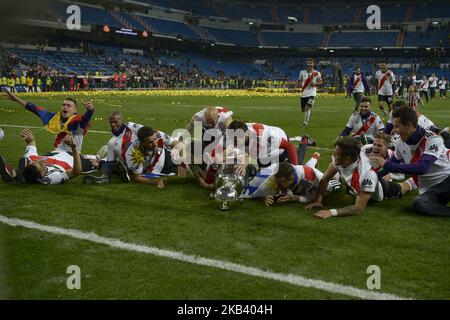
xmin=0 ymin=215 xmax=411 ymax=300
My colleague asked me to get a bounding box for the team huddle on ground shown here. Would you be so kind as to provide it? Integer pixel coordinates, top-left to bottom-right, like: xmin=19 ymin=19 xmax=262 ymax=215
xmin=0 ymin=65 xmax=449 ymax=218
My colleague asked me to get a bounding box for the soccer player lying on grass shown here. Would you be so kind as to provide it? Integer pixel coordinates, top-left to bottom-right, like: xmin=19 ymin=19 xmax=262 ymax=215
xmin=83 ymin=111 xmax=142 ymax=184
xmin=305 ymin=137 xmax=415 ymax=219
xmin=124 ymin=126 xmax=187 ymax=187
xmin=383 ymin=100 xmax=450 ymax=149
xmin=338 ymin=97 xmax=384 ymax=145
xmin=226 ymin=120 xmax=299 ymax=176
xmin=3 ymin=89 xmax=94 ymax=153
xmin=0 ymin=129 xmax=82 ymax=184
xmin=186 ymin=106 xmax=233 ymax=134
xmin=371 ymin=107 xmax=450 ymax=217
xmin=262 ymin=153 xmax=341 ymax=206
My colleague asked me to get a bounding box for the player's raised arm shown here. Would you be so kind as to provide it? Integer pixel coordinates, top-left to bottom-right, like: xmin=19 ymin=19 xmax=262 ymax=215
xmin=64 ymin=135 xmax=82 ymax=178
xmin=3 ymin=88 xmax=27 ymax=107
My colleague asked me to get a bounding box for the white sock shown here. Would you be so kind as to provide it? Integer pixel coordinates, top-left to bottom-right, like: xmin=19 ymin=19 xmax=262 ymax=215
xmin=305 ymin=156 xmax=318 ymax=168
xmin=405 ymin=177 xmax=418 ymax=191
xmin=304 ymin=109 xmax=311 ymax=123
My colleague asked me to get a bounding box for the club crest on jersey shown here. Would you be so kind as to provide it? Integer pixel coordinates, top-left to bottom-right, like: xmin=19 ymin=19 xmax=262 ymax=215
xmin=428 ymin=144 xmax=438 ymax=152
xmin=362 ymin=178 xmax=373 ymax=187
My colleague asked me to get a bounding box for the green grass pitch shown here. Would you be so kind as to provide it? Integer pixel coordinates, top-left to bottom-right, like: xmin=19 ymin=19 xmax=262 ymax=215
xmin=0 ymin=90 xmax=449 ymax=299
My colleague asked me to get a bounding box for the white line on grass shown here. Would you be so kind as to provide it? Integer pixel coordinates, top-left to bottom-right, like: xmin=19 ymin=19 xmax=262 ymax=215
xmin=0 ymin=214 xmax=411 ymax=300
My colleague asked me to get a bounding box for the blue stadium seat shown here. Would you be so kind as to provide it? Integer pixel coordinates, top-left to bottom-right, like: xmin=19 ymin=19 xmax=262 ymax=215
xmin=328 ymin=31 xmax=398 ymax=47
xmin=260 ymin=31 xmax=324 ymax=47
xmin=205 ymin=27 xmax=258 ymax=46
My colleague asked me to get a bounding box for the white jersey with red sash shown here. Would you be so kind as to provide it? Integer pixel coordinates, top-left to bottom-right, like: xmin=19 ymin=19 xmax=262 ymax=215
xmin=107 ymin=122 xmax=142 ymax=162
xmin=194 ymin=106 xmax=233 ymax=132
xmin=428 ymin=76 xmax=438 ymax=88
xmin=375 ymin=69 xmax=395 ymax=96
xmin=24 ymin=145 xmax=72 ymax=185
xmin=125 ymin=131 xmax=173 ymax=175
xmin=332 ymin=153 xmax=383 ymax=201
xmin=291 ymin=164 xmax=323 ymax=202
xmin=346 ymin=112 xmax=384 ymax=139
xmin=247 ymin=123 xmax=288 ymax=166
xmin=394 ymin=130 xmax=450 ymax=194
xmin=417 ymin=79 xmax=429 ymax=91
xmin=298 ymin=69 xmax=322 ymax=97
xmin=352 ymin=74 xmax=364 ymax=93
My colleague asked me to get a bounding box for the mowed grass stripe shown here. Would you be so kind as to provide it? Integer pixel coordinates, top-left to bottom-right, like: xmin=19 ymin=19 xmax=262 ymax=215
xmin=0 ymin=215 xmax=412 ymax=300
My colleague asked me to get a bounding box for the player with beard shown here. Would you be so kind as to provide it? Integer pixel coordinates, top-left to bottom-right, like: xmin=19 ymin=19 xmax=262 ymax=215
xmin=338 ymin=97 xmax=384 ymax=144
xmin=124 ymin=126 xmax=187 ymax=186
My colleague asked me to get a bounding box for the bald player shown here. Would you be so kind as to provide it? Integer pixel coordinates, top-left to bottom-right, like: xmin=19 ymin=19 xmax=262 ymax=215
xmin=186 ymin=106 xmax=233 ymax=134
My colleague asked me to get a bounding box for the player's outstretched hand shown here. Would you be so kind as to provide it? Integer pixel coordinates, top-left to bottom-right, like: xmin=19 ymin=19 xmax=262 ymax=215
xmin=3 ymin=88 xmax=19 ymax=102
xmin=82 ymin=100 xmax=94 ymax=112
xmin=63 ymin=134 xmax=76 ymax=148
xmin=20 ymin=128 xmax=35 ymax=144
xmin=264 ymin=196 xmax=274 ymax=207
xmin=305 ymin=200 xmax=323 ymax=210
xmin=314 ymin=210 xmax=333 ymax=219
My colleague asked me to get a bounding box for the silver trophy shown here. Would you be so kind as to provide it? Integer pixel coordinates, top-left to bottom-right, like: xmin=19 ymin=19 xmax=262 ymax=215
xmin=213 ymin=164 xmax=248 ymax=210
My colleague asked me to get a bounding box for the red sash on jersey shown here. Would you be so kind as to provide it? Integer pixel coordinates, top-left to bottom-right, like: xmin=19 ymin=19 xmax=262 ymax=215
xmin=121 ymin=127 xmax=133 ymax=161
xmin=353 ymin=75 xmax=361 ymax=88
xmin=297 ymin=165 xmax=316 ymax=192
xmin=350 ymin=167 xmax=360 ymax=194
xmin=378 ymin=72 xmax=390 ymax=91
xmin=353 ymin=115 xmax=376 ymax=137
xmin=146 ymin=139 xmax=165 ymax=174
xmin=217 ymin=107 xmax=229 ymax=113
xmin=411 ymin=136 xmax=427 ymax=185
xmin=251 ymin=123 xmax=265 ymax=156
xmin=302 ymin=71 xmax=318 ymax=91
xmin=29 ymin=155 xmax=71 ymax=170
xmin=252 ymin=123 xmax=265 ymax=137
